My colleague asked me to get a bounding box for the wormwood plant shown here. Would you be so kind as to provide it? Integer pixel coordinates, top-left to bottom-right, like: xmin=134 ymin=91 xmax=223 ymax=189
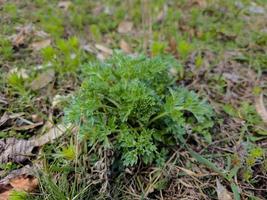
xmin=65 ymin=53 xmax=214 ymax=166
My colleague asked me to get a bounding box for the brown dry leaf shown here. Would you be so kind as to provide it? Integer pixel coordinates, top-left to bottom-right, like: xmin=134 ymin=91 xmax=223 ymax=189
xmin=34 ymin=30 xmax=49 ymax=38
xmin=118 ymin=21 xmax=133 ymax=34
xmin=0 ymin=166 xmax=38 ymax=200
xmin=0 ymin=138 xmax=36 ymax=164
xmin=216 ymin=179 xmax=233 ymax=200
xmin=255 ymin=93 xmax=267 ymax=124
xmin=166 ymin=37 xmax=178 ymax=57
xmin=9 ymin=176 xmax=38 ymax=192
xmin=58 ymin=1 xmax=72 ymax=10
xmin=95 ymin=44 xmax=112 ymax=55
xmin=0 ymin=191 xmax=9 ymax=200
xmin=11 ymin=24 xmax=34 ymax=47
xmin=0 ymin=112 xmax=24 ymax=128
xmin=95 ymin=44 xmax=113 ymax=60
xmin=119 ymin=39 xmax=132 ymax=54
xmin=13 ymin=121 xmax=43 ymax=131
xmin=0 ymin=124 xmax=70 ymax=164
xmin=12 ymin=33 xmax=27 ymax=47
xmin=30 ymin=69 xmax=55 ymax=91
xmin=35 ymin=124 xmax=69 ymax=146
xmin=30 ymin=39 xmax=51 ymax=51
xmin=0 ymin=165 xmax=34 ymax=186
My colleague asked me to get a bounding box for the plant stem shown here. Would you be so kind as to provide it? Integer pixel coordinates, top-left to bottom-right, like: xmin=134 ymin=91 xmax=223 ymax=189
xmin=148 ymin=112 xmax=168 ymax=125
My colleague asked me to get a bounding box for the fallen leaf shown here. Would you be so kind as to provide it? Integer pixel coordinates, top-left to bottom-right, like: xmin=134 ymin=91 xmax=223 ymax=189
xmin=35 ymin=124 xmax=70 ymax=146
xmin=0 ymin=165 xmax=33 ymax=186
xmin=10 ymin=176 xmax=38 ymax=192
xmin=0 ymin=138 xmax=36 ymax=164
xmin=82 ymin=44 xmax=94 ymax=53
xmin=30 ymin=69 xmax=55 ymax=91
xmin=0 ymin=124 xmax=70 ymax=164
xmin=13 ymin=121 xmax=43 ymax=131
xmin=34 ymin=30 xmax=49 ymax=38
xmin=119 ymin=39 xmax=132 ymax=54
xmin=255 ymin=93 xmax=267 ymax=124
xmin=0 ymin=191 xmax=9 ymax=200
xmin=95 ymin=44 xmax=113 ymax=60
xmin=30 ymin=39 xmax=51 ymax=51
xmin=0 ymin=166 xmax=38 ymax=200
xmin=118 ymin=21 xmax=133 ymax=34
xmin=0 ymin=113 xmax=24 ymax=128
xmin=58 ymin=1 xmax=72 ymax=10
xmin=95 ymin=44 xmax=113 ymax=55
xmin=216 ymin=179 xmax=233 ymax=200
xmin=11 ymin=24 xmax=34 ymax=47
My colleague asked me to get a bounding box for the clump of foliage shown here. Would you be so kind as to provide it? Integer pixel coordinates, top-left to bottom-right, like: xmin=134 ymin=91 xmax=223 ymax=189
xmin=0 ymin=37 xmax=13 ymax=62
xmin=41 ymin=37 xmax=82 ymax=74
xmin=223 ymin=102 xmax=267 ymax=136
xmin=243 ymin=146 xmax=265 ymax=181
xmin=65 ymin=53 xmax=214 ymax=166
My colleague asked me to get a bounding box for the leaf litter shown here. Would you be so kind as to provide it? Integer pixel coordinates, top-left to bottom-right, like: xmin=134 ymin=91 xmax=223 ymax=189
xmin=0 ymin=124 xmax=70 ymax=164
xmin=30 ymin=38 xmax=51 ymax=51
xmin=119 ymin=39 xmax=132 ymax=54
xmin=117 ymin=21 xmax=133 ymax=34
xmin=0 ymin=165 xmax=38 ymax=200
xmin=0 ymin=124 xmax=73 ymax=199
xmin=30 ymin=69 xmax=55 ymax=91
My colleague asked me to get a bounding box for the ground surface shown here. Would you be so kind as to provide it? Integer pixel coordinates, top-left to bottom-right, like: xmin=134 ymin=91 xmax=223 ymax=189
xmin=0 ymin=0 xmax=267 ymax=199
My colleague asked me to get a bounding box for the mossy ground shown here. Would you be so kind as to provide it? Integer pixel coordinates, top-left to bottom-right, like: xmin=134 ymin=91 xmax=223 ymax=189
xmin=0 ymin=0 xmax=267 ymax=199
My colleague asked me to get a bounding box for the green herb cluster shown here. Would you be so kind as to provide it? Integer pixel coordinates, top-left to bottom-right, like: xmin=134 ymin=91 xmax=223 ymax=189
xmin=65 ymin=53 xmax=214 ymax=166
xmin=42 ymin=37 xmax=82 ymax=74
